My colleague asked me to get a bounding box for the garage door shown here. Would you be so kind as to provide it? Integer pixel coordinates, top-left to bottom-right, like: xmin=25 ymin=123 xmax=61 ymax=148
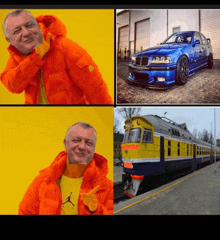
xmin=135 ymin=18 xmax=150 ymax=53
xmin=118 ymin=25 xmax=129 ymax=58
xmin=201 ymin=9 xmax=220 ymax=59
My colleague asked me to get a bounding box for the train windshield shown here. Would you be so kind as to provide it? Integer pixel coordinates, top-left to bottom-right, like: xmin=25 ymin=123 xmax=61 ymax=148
xmin=127 ymin=128 xmax=141 ymax=143
xmin=122 ymin=131 xmax=128 ymax=143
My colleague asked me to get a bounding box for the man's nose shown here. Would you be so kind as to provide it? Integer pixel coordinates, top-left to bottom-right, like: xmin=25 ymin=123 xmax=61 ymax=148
xmin=22 ymin=27 xmax=31 ymax=37
xmin=78 ymin=140 xmax=86 ymax=150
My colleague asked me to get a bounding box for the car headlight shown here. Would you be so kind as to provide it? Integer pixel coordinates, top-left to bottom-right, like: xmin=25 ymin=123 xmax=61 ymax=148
xmin=151 ymin=56 xmax=172 ymax=64
xmin=131 ymin=56 xmax=136 ymax=64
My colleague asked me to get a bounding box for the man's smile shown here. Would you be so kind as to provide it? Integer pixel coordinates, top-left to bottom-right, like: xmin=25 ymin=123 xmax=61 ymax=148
xmin=24 ymin=37 xmax=34 ymax=43
xmin=75 ymin=152 xmax=86 ymax=157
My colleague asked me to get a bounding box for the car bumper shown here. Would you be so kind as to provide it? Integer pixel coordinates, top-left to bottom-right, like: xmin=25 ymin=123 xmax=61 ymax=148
xmin=128 ymin=64 xmax=176 ymax=88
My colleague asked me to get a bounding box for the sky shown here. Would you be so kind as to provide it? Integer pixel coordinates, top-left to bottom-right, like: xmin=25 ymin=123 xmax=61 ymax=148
xmin=114 ymin=107 xmax=220 ymax=141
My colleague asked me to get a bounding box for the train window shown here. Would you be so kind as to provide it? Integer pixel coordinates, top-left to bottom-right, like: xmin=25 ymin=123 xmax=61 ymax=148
xmin=178 ymin=142 xmax=180 ymax=156
xmin=142 ymin=129 xmax=153 ymax=143
xmin=168 ymin=140 xmax=171 ymax=156
xmin=127 ymin=128 xmax=141 ymax=143
xmin=122 ymin=131 xmax=128 ymax=143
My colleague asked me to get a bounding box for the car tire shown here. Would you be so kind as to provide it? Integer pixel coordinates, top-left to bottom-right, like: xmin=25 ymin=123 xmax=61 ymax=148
xmin=207 ymin=54 xmax=213 ymax=69
xmin=175 ymin=55 xmax=189 ymax=85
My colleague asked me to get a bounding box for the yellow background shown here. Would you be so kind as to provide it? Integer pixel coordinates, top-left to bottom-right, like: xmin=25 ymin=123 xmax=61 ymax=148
xmin=0 ymin=9 xmax=114 ymax=104
xmin=0 ymin=106 xmax=113 ymax=214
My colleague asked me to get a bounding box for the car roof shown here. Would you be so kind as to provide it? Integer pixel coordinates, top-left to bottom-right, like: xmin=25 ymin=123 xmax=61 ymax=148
xmin=174 ymin=31 xmax=195 ymax=34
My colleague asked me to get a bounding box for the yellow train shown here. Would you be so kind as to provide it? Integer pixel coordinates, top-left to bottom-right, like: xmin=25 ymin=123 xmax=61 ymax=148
xmin=121 ymin=114 xmax=220 ymax=197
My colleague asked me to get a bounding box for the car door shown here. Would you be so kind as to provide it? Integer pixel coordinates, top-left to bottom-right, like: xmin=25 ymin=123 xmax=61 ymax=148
xmin=193 ymin=32 xmax=205 ymax=68
xmin=200 ymin=33 xmax=210 ymax=62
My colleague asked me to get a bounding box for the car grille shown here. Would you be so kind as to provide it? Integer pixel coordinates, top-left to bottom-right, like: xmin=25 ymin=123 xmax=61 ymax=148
xmin=136 ymin=57 xmax=148 ymax=66
xmin=133 ymin=72 xmax=149 ymax=82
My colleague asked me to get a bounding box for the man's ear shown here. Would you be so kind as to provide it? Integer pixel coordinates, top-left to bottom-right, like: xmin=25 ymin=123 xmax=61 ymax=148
xmin=5 ymin=37 xmax=13 ymax=45
xmin=6 ymin=36 xmax=12 ymax=44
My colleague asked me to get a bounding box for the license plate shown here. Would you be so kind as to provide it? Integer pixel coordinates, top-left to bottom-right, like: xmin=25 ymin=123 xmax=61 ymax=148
xmin=136 ymin=67 xmax=144 ymax=71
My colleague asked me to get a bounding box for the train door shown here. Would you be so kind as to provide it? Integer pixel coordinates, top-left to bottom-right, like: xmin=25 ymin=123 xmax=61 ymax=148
xmin=160 ymin=136 xmax=165 ymax=171
xmin=210 ymin=146 xmax=214 ymax=164
xmin=192 ymin=144 xmax=197 ymax=171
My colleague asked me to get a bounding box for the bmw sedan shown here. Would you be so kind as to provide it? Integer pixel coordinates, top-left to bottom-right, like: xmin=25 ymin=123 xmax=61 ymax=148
xmin=128 ymin=31 xmax=213 ymax=88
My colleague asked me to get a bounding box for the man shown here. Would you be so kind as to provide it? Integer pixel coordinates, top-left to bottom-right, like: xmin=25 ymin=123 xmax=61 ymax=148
xmin=1 ymin=9 xmax=113 ymax=105
xmin=18 ymin=122 xmax=113 ymax=215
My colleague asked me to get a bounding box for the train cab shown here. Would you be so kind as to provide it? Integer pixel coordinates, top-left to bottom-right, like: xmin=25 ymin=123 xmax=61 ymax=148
xmin=121 ymin=116 xmax=154 ymax=197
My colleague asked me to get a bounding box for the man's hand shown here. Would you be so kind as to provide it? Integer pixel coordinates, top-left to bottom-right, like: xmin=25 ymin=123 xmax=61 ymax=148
xmin=35 ymin=23 xmax=51 ymax=59
xmin=80 ymin=185 xmax=100 ymax=212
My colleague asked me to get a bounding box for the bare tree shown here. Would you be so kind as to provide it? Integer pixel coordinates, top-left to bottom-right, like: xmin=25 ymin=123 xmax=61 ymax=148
xmin=209 ymin=131 xmax=214 ymax=144
xmin=117 ymin=107 xmax=141 ymax=119
xmin=198 ymin=130 xmax=203 ymax=140
xmin=192 ymin=128 xmax=198 ymax=139
xmin=114 ymin=117 xmax=119 ymax=133
xmin=202 ymin=129 xmax=209 ymax=142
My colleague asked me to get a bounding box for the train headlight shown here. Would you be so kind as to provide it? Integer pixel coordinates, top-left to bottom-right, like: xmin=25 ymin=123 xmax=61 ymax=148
xmin=124 ymin=162 xmax=133 ymax=169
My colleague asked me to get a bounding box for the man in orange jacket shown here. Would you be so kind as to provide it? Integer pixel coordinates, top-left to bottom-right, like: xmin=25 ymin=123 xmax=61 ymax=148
xmin=18 ymin=122 xmax=113 ymax=215
xmin=1 ymin=9 xmax=113 ymax=105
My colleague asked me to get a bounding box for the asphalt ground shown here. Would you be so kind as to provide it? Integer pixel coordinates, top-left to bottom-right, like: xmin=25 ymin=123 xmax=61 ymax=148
xmin=114 ymin=162 xmax=220 ymax=215
xmin=114 ymin=165 xmax=123 ymax=183
xmin=117 ymin=59 xmax=220 ymax=104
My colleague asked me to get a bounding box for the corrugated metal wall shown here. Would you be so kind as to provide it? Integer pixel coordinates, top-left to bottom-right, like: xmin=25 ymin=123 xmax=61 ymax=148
xmin=201 ymin=9 xmax=220 ymax=59
xmin=135 ymin=18 xmax=150 ymax=53
xmin=118 ymin=25 xmax=129 ymax=58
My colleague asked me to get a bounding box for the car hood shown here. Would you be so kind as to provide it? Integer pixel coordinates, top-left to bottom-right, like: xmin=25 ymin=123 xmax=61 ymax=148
xmin=134 ymin=43 xmax=189 ymax=57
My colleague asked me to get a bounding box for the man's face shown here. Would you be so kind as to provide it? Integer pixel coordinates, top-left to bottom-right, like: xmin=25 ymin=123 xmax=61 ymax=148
xmin=64 ymin=125 xmax=96 ymax=164
xmin=5 ymin=11 xmax=42 ymax=55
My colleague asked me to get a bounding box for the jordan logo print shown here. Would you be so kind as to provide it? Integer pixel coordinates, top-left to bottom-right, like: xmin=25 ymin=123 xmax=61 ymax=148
xmin=63 ymin=192 xmax=75 ymax=207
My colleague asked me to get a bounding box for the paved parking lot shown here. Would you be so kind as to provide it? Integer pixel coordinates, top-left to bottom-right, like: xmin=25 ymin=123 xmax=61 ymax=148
xmin=117 ymin=60 xmax=220 ymax=104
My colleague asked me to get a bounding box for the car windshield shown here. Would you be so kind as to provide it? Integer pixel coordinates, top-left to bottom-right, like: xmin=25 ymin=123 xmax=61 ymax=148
xmin=127 ymin=128 xmax=141 ymax=143
xmin=162 ymin=32 xmax=193 ymax=44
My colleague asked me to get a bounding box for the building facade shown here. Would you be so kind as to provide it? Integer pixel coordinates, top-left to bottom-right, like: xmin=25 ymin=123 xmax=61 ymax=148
xmin=117 ymin=9 xmax=220 ymax=59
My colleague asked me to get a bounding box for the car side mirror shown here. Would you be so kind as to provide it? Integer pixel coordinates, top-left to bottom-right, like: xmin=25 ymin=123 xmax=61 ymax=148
xmin=194 ymin=39 xmax=200 ymax=45
xmin=207 ymin=38 xmax=211 ymax=43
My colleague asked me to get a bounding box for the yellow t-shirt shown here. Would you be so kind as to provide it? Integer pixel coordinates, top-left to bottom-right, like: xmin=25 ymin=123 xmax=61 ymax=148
xmin=60 ymin=175 xmax=83 ymax=215
xmin=38 ymin=69 xmax=48 ymax=105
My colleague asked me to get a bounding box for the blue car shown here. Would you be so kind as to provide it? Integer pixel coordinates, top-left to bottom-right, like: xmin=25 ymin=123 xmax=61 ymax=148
xmin=128 ymin=31 xmax=213 ymax=88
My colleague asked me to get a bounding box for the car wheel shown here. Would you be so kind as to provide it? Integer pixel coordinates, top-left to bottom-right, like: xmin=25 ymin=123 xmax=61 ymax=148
xmin=175 ymin=55 xmax=189 ymax=85
xmin=207 ymin=54 xmax=213 ymax=69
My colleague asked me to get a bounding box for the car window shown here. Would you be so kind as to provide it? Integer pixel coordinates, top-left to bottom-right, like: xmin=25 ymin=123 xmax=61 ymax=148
xmin=200 ymin=33 xmax=208 ymax=45
xmin=194 ymin=32 xmax=202 ymax=44
xmin=162 ymin=32 xmax=193 ymax=44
